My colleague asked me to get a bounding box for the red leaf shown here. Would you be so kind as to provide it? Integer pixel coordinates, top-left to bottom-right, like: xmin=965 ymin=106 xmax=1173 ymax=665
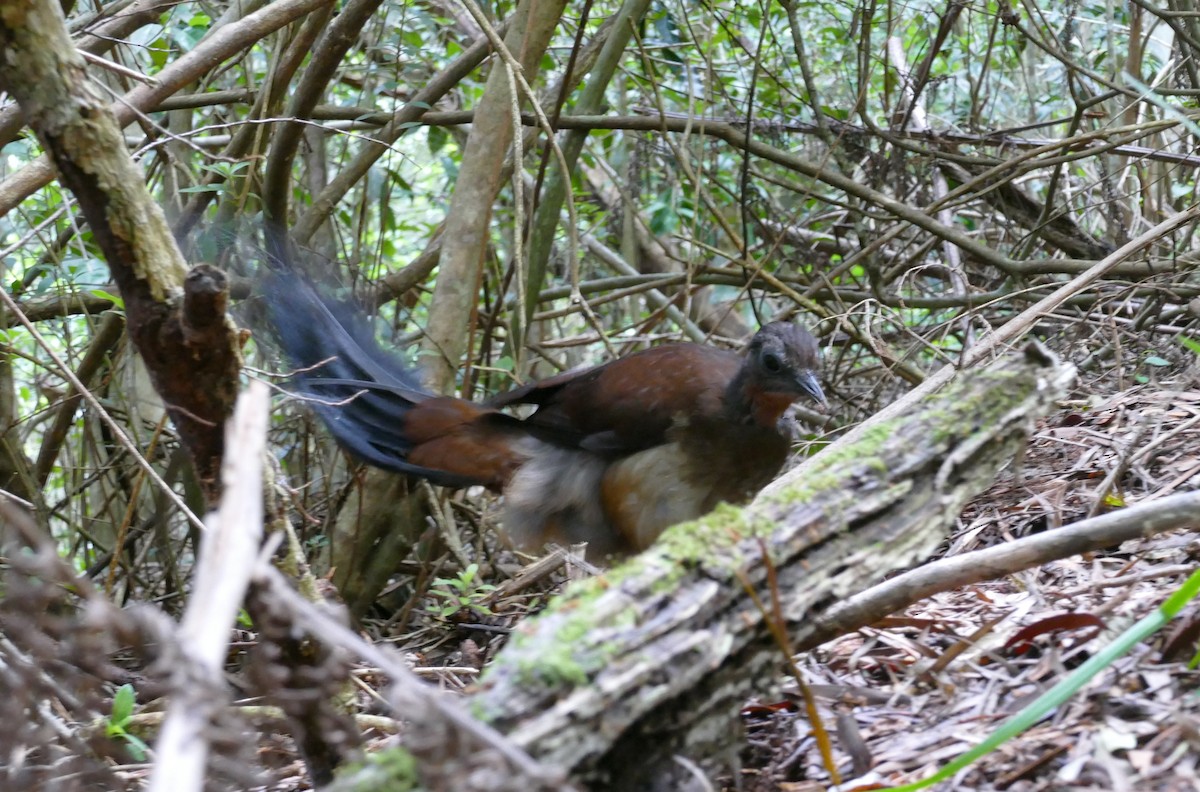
xmin=1004 ymin=612 xmax=1104 ymax=656
xmin=1160 ymin=611 xmax=1200 ymax=663
xmin=740 ymin=700 xmax=800 ymax=717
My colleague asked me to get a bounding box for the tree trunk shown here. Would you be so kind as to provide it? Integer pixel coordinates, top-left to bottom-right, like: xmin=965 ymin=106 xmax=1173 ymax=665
xmin=421 ymin=0 xmax=568 ymax=394
xmin=0 ymin=0 xmax=242 ymax=502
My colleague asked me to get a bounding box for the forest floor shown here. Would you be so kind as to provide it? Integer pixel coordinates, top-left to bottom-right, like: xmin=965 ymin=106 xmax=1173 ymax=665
xmin=731 ymin=381 xmax=1200 ymax=791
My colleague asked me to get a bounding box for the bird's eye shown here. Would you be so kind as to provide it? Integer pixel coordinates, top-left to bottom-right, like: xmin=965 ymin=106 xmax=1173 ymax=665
xmin=762 ymin=353 xmax=783 ymax=373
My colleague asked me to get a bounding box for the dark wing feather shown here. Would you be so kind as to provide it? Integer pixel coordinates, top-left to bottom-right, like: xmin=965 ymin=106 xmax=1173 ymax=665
xmin=489 ymin=344 xmax=742 ymax=455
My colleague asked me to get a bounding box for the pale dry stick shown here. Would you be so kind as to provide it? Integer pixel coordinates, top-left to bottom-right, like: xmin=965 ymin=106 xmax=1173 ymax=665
xmin=411 ymin=666 xmax=481 ymax=677
xmin=1086 ymin=417 xmax=1151 ymax=518
xmin=482 ymin=544 xmax=601 ymax=606
xmin=770 ymin=201 xmax=1200 ymax=492
xmin=673 ymin=15 xmax=706 ymax=329
xmin=799 ymin=489 xmax=1200 ymax=652
xmin=1127 ymin=410 xmax=1200 ymax=474
xmin=507 ymin=59 xmax=528 ymax=374
xmin=583 ymin=235 xmax=707 ymax=343
xmin=1059 ymin=563 xmax=1198 ymax=597
xmin=483 ymin=548 xmax=569 ymax=605
xmin=565 ymin=542 xmax=595 ymax=581
xmin=149 ymin=381 xmax=270 ymax=792
xmin=419 ymin=480 xmax=472 ymax=570
xmin=0 ymin=288 xmax=205 ymax=532
xmin=79 ymin=49 xmax=158 ymax=84
xmin=532 ymin=274 xmax=687 ymax=321
xmin=887 ymin=35 xmax=973 ymax=351
xmin=1155 ymin=458 xmax=1200 ymax=498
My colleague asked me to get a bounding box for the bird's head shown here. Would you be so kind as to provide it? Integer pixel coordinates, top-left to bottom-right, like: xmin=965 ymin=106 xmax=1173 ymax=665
xmin=746 ymin=321 xmax=827 ymax=409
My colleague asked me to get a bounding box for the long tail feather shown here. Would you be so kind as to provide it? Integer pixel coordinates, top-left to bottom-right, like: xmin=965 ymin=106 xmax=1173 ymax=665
xmin=264 ymin=272 xmax=487 ymax=487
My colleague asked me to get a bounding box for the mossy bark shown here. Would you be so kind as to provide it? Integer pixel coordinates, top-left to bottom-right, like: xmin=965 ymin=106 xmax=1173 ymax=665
xmin=465 ymin=344 xmax=1074 ymax=788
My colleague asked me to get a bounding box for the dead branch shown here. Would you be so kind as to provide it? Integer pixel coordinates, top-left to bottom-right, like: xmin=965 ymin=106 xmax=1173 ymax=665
xmin=149 ymin=382 xmax=268 ymax=792
xmin=800 ymin=489 xmax=1200 ymax=653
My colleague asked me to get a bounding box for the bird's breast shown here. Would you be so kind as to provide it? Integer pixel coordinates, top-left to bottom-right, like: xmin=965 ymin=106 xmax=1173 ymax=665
xmin=600 ymin=420 xmax=790 ymax=552
xmin=600 ymin=443 xmax=707 ymax=552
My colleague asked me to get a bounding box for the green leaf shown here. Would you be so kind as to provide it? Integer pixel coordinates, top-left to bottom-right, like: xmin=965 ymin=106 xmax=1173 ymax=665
xmin=91 ymin=289 xmax=124 ymax=309
xmin=177 ymin=184 xmax=224 ymax=194
xmin=1143 ymin=355 xmax=1170 ymax=367
xmin=148 ymin=37 xmax=170 ymax=69
xmin=460 ymin=563 xmax=478 ymax=584
xmin=1160 ymin=564 xmax=1200 ymax=616
xmin=111 ymin=683 xmax=135 ymax=726
xmin=649 ymin=200 xmax=678 ymax=235
xmin=120 ymin=733 xmax=150 ymax=762
xmin=427 ymin=125 xmax=448 ymax=156
xmin=1178 ymin=335 xmax=1200 ymax=356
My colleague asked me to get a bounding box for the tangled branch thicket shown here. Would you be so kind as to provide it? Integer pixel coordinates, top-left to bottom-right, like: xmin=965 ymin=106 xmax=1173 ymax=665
xmin=1 ymin=0 xmax=1199 ymax=788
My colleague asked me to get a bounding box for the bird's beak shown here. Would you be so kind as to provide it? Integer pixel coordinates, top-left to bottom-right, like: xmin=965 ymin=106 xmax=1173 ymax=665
xmin=796 ymin=369 xmax=827 ymax=409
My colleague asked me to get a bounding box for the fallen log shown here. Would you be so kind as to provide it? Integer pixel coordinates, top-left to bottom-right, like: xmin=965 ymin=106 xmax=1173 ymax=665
xmin=469 ymin=343 xmax=1074 ymax=788
xmin=327 ymin=342 xmax=1073 ymax=790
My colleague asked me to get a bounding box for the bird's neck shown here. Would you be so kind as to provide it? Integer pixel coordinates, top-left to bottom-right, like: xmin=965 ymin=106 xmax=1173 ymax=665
xmin=725 ymin=371 xmax=793 ymax=428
